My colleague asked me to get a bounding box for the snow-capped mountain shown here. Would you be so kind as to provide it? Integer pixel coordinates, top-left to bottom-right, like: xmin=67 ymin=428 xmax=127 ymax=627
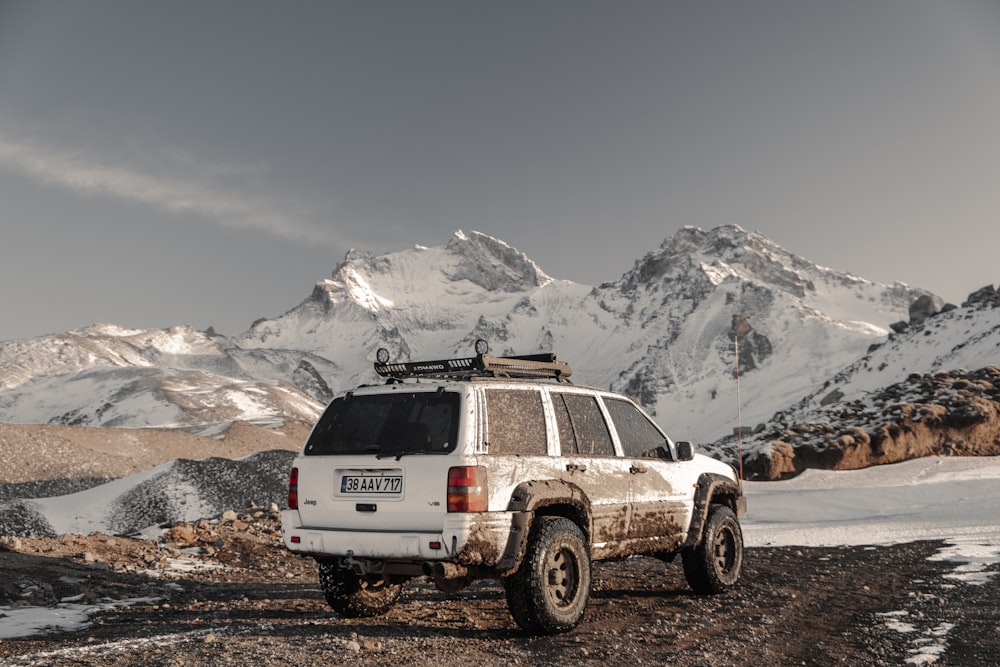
xmin=585 ymin=226 xmax=930 ymax=440
xmin=236 ymin=226 xmax=933 ymax=442
xmin=235 ymin=230 xmax=593 ymax=387
xmin=0 ymin=324 xmax=328 ymax=433
xmin=0 ymin=226 xmax=945 ymax=442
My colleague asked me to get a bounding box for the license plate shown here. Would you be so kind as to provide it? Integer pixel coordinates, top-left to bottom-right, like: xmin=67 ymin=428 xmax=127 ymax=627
xmin=339 ymin=473 xmax=403 ymax=496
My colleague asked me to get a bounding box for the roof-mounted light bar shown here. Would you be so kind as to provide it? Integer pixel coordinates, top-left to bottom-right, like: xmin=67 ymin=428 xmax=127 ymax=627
xmin=373 ymin=339 xmax=572 ymax=382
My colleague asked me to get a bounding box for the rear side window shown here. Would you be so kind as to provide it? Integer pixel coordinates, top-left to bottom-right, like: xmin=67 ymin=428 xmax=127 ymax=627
xmin=552 ymin=393 xmax=615 ymax=456
xmin=485 ymin=389 xmax=547 ymax=456
xmin=304 ymin=391 xmax=460 ymax=456
xmin=604 ymin=398 xmax=666 ymax=458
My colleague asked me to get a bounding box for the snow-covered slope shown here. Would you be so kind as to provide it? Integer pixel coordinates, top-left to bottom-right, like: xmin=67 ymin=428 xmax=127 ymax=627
xmin=790 ymin=285 xmax=1000 ymax=408
xmin=0 ymin=450 xmax=295 ymax=536
xmin=588 ymin=226 xmax=927 ymax=440
xmin=0 ymin=324 xmax=327 ymax=433
xmin=721 ymin=286 xmax=1000 ymax=478
xmin=1 ymin=226 xmax=937 ymax=442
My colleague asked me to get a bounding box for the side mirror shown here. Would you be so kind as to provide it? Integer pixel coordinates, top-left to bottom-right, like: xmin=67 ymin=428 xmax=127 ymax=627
xmin=675 ymin=441 xmax=694 ymax=461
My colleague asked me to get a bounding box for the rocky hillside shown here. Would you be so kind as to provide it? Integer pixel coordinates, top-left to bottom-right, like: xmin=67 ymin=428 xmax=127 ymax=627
xmin=719 ymin=285 xmax=1000 ymax=479
xmin=736 ymin=366 xmax=1000 ymax=479
xmin=0 ymin=449 xmax=297 ymax=537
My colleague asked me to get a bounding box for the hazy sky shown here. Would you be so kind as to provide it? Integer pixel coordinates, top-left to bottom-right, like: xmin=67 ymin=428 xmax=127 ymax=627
xmin=2 ymin=1 xmax=999 ymax=342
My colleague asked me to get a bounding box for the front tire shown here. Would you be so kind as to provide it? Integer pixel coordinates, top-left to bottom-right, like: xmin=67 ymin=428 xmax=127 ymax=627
xmin=503 ymin=516 xmax=591 ymax=634
xmin=682 ymin=505 xmax=744 ymax=594
xmin=318 ymin=563 xmax=404 ymax=618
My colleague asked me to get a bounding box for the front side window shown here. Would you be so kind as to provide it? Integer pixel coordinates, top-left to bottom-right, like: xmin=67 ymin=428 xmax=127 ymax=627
xmin=604 ymin=398 xmax=667 ymax=458
xmin=304 ymin=391 xmax=460 ymax=457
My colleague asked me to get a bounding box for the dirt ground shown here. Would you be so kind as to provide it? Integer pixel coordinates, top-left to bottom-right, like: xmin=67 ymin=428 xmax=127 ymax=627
xmin=1 ymin=511 xmax=997 ymax=667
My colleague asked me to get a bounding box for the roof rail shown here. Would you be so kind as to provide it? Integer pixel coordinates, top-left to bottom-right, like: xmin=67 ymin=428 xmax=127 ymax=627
xmin=373 ymin=342 xmax=572 ymax=382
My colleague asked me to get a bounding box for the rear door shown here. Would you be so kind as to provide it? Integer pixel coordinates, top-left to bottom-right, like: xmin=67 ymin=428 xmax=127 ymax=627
xmin=293 ymin=387 xmax=465 ymax=533
xmin=550 ymin=390 xmax=633 ymax=549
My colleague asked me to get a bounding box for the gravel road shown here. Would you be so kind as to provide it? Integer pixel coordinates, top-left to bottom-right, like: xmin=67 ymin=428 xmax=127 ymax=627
xmin=1 ymin=511 xmax=997 ymax=666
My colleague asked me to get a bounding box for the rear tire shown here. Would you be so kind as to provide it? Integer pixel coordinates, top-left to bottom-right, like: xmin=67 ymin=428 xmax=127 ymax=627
xmin=503 ymin=516 xmax=591 ymax=634
xmin=682 ymin=505 xmax=743 ymax=594
xmin=318 ymin=563 xmax=404 ymax=618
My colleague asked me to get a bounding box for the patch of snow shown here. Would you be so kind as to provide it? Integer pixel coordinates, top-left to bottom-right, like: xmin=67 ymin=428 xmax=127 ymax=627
xmin=343 ymin=267 xmax=394 ymax=311
xmin=0 ymin=626 xmax=222 ymax=664
xmin=927 ymin=538 xmax=1000 ymax=585
xmin=0 ymin=596 xmax=159 ymax=639
xmin=158 ymin=557 xmax=224 ymax=574
xmin=879 ymin=610 xmax=918 ymax=633
xmin=743 ymin=455 xmax=1000 ymax=586
xmin=876 ymin=611 xmax=955 ymax=666
xmin=905 ymin=622 xmax=954 ymax=665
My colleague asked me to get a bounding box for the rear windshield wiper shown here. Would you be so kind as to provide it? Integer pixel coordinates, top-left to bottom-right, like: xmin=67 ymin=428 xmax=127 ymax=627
xmin=376 ymin=448 xmax=439 ymax=461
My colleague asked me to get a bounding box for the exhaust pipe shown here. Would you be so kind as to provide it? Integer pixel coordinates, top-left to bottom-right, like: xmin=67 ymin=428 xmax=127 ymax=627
xmin=422 ymin=561 xmax=472 ymax=593
xmin=433 ymin=562 xmax=469 ymax=579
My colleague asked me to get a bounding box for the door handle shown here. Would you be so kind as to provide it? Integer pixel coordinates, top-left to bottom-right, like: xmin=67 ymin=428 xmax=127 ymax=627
xmin=566 ymin=463 xmax=587 ymax=473
xmin=630 ymin=465 xmax=647 ymax=474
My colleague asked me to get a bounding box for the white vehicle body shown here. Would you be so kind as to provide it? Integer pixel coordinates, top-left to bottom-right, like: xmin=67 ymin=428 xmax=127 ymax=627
xmin=281 ymin=347 xmax=746 ymax=634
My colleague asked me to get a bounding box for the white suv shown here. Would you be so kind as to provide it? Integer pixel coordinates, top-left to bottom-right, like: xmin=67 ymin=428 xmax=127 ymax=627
xmin=282 ymin=343 xmax=746 ymax=634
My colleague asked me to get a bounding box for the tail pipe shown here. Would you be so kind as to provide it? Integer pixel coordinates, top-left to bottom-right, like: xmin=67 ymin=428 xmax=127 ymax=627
xmin=422 ymin=561 xmax=474 ymax=594
xmin=422 ymin=561 xmax=469 ymax=579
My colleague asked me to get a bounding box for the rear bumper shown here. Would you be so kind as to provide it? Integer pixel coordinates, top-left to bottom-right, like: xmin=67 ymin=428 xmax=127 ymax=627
xmin=281 ymin=509 xmax=513 ymax=565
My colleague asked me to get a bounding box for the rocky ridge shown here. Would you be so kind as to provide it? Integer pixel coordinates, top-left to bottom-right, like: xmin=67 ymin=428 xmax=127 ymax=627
xmin=738 ymin=366 xmax=1000 ymax=479
xmin=716 ymin=283 xmax=1000 ymax=479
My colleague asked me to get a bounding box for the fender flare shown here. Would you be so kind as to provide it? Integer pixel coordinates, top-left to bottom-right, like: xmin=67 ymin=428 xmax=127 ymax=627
xmin=495 ymin=479 xmax=591 ymax=574
xmin=682 ymin=472 xmax=746 ymax=550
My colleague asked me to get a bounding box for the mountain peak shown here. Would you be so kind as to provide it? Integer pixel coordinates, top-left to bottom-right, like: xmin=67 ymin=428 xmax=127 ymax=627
xmin=308 ymin=231 xmax=553 ymax=314
xmin=619 ymin=224 xmax=805 ymax=297
xmin=445 ymin=230 xmax=552 ymax=291
xmin=625 ymin=224 xmax=870 ymax=301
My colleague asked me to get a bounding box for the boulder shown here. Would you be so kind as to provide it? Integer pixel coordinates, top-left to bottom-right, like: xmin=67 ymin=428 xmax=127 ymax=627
xmin=908 ymin=294 xmax=943 ymax=325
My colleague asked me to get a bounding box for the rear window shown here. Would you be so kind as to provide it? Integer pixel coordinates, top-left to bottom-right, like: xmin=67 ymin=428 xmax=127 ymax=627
xmin=485 ymin=389 xmax=547 ymax=456
xmin=304 ymin=391 xmax=460 ymax=457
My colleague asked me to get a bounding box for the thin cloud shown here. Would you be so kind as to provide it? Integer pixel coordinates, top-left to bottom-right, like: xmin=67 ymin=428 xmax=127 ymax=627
xmin=0 ymin=134 xmax=337 ymax=246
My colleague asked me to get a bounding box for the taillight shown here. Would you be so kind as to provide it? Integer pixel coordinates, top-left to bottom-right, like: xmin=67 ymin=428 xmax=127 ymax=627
xmin=287 ymin=467 xmax=299 ymax=510
xmin=447 ymin=466 xmax=488 ymax=513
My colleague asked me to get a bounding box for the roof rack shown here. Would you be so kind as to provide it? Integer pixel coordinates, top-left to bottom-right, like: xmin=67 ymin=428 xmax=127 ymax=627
xmin=373 ymin=341 xmax=572 ymax=382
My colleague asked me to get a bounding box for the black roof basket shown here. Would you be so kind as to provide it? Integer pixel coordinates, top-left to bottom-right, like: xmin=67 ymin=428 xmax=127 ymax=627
xmin=374 ymin=346 xmax=572 ymax=382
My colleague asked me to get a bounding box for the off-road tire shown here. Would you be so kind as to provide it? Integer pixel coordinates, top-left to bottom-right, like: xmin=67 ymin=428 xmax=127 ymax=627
xmin=503 ymin=516 xmax=591 ymax=634
xmin=682 ymin=505 xmax=744 ymax=594
xmin=318 ymin=563 xmax=404 ymax=618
